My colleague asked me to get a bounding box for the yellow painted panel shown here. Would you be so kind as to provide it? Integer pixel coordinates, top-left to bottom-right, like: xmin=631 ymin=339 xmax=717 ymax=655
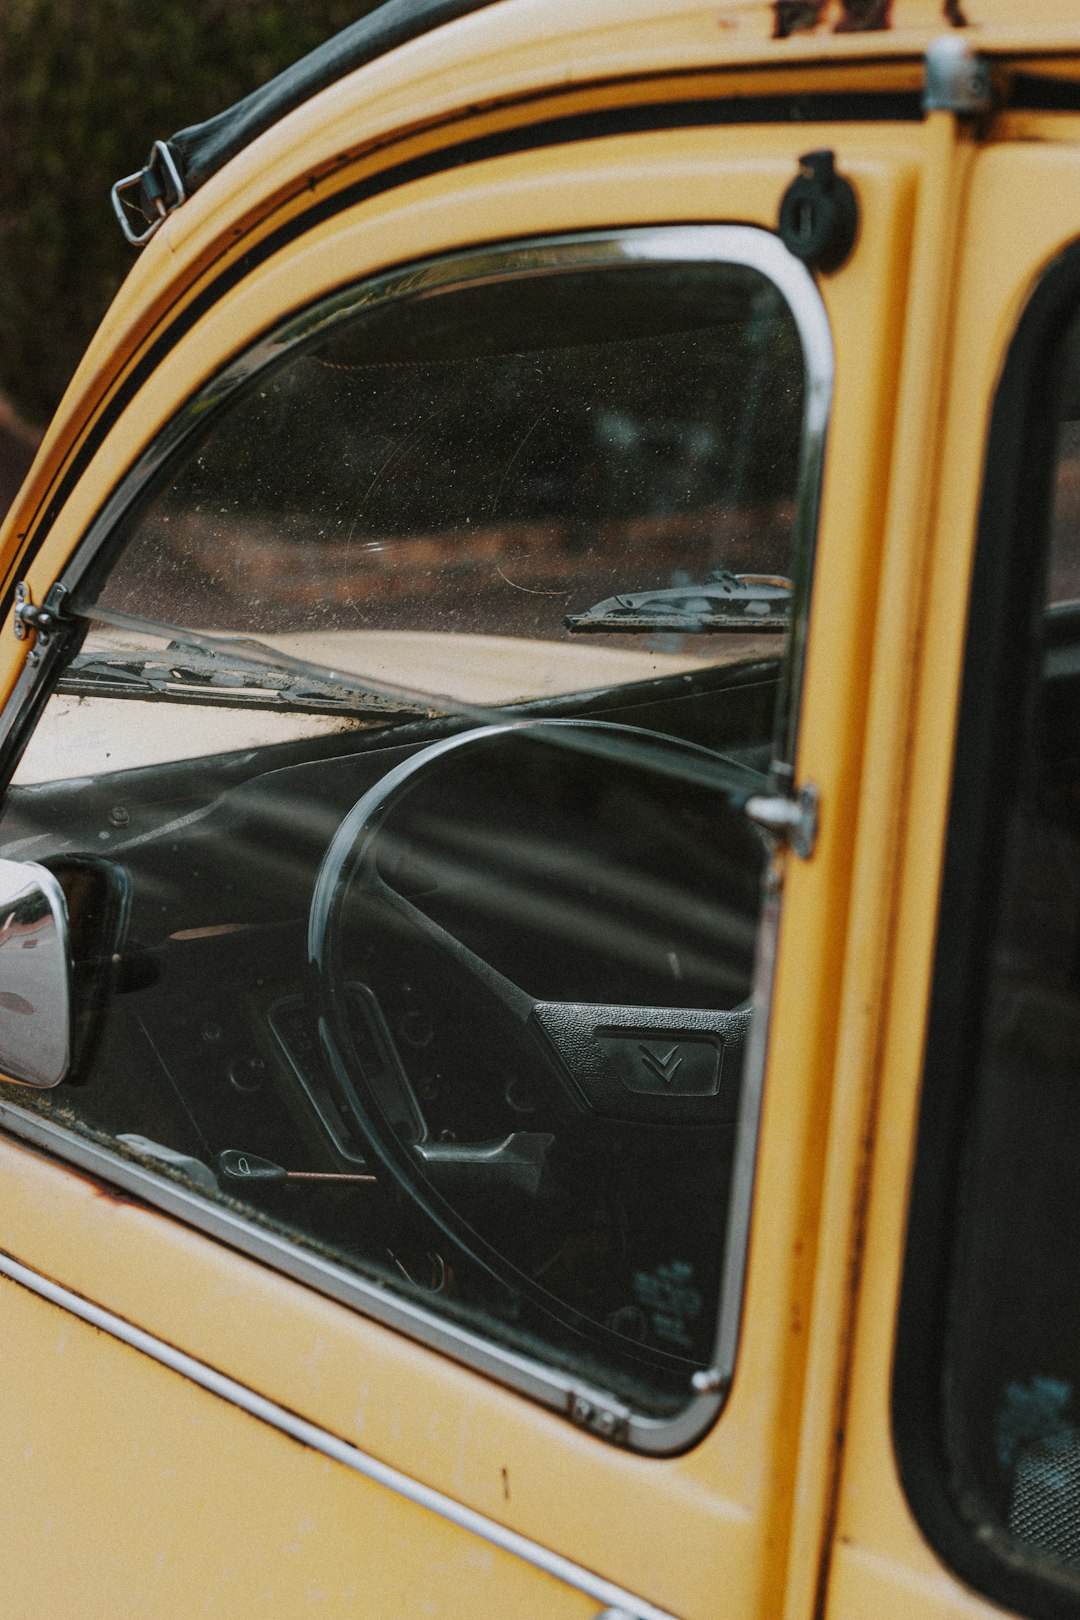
xmin=0 ymin=123 xmax=917 ymax=1620
xmin=0 ymin=1130 xmax=753 ymax=1620
xmin=0 ymin=1275 xmax=599 ymax=1620
xmin=827 ymin=1540 xmax=1002 ymax=1620
xmin=824 ymin=141 xmax=1080 ymax=1616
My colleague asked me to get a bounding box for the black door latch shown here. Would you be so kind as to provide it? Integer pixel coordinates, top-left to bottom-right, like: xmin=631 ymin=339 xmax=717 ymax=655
xmin=778 ymin=149 xmax=858 ymax=273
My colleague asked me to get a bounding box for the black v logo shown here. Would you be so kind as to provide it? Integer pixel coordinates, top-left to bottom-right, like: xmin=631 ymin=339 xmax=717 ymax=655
xmin=637 ymin=1043 xmax=683 ymax=1086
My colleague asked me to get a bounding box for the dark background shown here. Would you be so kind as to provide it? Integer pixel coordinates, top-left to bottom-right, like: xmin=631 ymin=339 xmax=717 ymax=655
xmin=0 ymin=0 xmax=372 ymax=509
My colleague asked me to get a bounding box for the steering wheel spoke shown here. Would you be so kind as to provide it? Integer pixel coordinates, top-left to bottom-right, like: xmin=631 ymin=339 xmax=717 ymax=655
xmin=531 ymin=1000 xmax=749 ymax=1126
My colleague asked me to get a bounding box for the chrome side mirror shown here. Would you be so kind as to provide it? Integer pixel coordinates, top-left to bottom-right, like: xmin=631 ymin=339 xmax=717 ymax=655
xmin=0 ymin=857 xmax=71 ymax=1088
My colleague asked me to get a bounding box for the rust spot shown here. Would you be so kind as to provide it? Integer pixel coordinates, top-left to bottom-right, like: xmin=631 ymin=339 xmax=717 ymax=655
xmin=92 ymin=1182 xmax=140 ymax=1206
xmin=943 ymin=0 xmax=968 ymax=23
xmin=70 ymin=1160 xmax=148 ymax=1209
xmin=0 ymin=992 xmax=33 ymax=1014
xmin=834 ymin=0 xmax=892 ymax=31
xmin=773 ymin=0 xmax=826 ymax=39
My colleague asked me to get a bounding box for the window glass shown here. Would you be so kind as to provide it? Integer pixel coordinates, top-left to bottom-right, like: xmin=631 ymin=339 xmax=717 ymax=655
xmin=0 ymin=238 xmax=816 ymax=1427
xmin=919 ymin=305 xmax=1080 ymax=1580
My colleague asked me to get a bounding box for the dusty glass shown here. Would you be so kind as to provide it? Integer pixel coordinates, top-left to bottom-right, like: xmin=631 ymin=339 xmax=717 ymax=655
xmin=933 ymin=307 xmax=1080 ymax=1575
xmin=0 ymin=236 xmax=818 ymax=1430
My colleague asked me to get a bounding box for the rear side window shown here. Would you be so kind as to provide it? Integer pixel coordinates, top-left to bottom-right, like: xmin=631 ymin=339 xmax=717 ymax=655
xmin=898 ymin=248 xmax=1080 ymax=1612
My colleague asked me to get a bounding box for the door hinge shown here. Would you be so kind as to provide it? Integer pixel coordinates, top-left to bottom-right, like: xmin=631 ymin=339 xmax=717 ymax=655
xmin=13 ymin=581 xmax=71 ymax=658
xmin=744 ymin=781 xmax=819 ymax=861
xmin=923 ymin=36 xmax=994 ymax=117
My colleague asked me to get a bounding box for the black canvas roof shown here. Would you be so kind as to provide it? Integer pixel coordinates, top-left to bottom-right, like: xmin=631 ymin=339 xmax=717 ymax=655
xmin=112 ymin=0 xmax=502 ymax=245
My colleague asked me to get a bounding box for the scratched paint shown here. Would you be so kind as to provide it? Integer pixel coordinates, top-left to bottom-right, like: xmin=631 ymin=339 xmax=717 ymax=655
xmin=834 ymin=0 xmax=892 ymax=31
xmin=773 ymin=0 xmax=826 ymax=37
xmin=773 ymin=0 xmax=967 ymax=34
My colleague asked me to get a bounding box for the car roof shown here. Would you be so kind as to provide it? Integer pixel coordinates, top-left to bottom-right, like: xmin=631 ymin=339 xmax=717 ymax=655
xmin=113 ymin=0 xmax=1080 ymax=247
xmin=113 ymin=0 xmax=505 ymax=244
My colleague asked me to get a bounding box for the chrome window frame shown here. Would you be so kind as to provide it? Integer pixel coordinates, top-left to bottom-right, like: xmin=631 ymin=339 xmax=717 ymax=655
xmin=0 ymin=225 xmax=833 ymax=1454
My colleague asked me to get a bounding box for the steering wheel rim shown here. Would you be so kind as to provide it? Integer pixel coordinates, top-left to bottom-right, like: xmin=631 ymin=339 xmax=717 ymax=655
xmin=308 ymin=718 xmax=762 ymax=1376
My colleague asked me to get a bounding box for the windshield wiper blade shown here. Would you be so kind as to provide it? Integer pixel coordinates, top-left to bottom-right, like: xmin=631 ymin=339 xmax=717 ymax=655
xmin=565 ymin=571 xmax=792 ymax=634
xmin=57 ymin=642 xmax=430 ymax=720
xmin=54 ymin=603 xmax=770 ymax=797
xmin=74 ymin=604 xmax=494 ymax=725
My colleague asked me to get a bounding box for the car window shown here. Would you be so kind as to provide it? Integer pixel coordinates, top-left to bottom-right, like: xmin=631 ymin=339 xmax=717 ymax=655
xmin=898 ymin=254 xmax=1080 ymax=1602
xmin=0 ymin=228 xmax=829 ymax=1444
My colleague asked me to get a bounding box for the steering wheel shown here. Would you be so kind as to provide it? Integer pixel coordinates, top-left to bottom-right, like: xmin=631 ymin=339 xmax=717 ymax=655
xmin=308 ymin=719 xmax=766 ymax=1373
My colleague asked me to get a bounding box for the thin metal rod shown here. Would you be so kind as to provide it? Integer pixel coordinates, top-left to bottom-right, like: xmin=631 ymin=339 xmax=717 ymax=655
xmin=284 ymin=1170 xmax=377 ymax=1183
xmin=0 ymin=1246 xmax=676 ymax=1620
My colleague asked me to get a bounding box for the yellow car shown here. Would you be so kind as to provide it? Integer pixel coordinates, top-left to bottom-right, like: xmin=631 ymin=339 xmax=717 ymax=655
xmin=0 ymin=1 xmax=1078 ymax=1616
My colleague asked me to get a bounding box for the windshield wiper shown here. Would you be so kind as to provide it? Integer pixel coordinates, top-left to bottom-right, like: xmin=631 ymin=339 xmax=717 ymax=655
xmin=57 ymin=641 xmax=431 ymax=720
xmin=45 ymin=602 xmax=771 ymax=798
xmin=565 ymin=571 xmax=792 ymax=634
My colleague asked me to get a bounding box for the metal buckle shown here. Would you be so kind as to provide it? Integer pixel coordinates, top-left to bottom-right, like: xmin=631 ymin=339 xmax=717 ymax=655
xmin=12 ymin=581 xmax=73 ymax=671
xmin=111 ymin=139 xmax=186 ymax=247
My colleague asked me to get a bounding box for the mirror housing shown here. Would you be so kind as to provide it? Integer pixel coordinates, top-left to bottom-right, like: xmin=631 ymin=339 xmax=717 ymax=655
xmin=0 ymin=857 xmax=71 ymax=1088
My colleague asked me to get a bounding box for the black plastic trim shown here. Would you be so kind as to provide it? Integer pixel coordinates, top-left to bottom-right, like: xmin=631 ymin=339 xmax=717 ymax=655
xmin=172 ymin=77 xmax=921 ymax=200
xmin=9 ymin=84 xmax=918 ymax=634
xmin=1008 ymin=73 xmax=1080 ymax=114
xmin=894 ymin=237 xmax=1080 ymax=1618
xmin=167 ymin=0 xmax=505 ymax=197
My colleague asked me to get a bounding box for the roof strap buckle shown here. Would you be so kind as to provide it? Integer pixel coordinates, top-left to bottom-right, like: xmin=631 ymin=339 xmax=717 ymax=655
xmin=111 ymin=140 xmax=186 ymax=247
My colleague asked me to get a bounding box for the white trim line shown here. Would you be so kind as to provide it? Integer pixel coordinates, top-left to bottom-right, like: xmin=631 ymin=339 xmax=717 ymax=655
xmin=0 ymin=1247 xmax=679 ymax=1620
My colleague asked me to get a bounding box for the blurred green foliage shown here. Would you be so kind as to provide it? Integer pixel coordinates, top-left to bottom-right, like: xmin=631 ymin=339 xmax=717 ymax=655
xmin=0 ymin=0 xmax=368 ymax=426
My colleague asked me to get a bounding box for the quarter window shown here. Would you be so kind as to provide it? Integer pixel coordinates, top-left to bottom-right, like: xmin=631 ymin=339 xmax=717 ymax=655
xmin=0 ymin=229 xmax=828 ymax=1443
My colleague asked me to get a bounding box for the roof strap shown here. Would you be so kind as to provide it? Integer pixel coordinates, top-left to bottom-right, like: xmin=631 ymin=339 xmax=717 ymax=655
xmin=110 ymin=0 xmax=503 ymax=247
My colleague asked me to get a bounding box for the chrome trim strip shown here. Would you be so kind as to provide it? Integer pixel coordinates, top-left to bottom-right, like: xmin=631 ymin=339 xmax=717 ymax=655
xmin=714 ymin=881 xmax=780 ymax=1383
xmin=0 ymin=1241 xmax=679 ymax=1620
xmin=0 ymin=224 xmax=834 ymax=1454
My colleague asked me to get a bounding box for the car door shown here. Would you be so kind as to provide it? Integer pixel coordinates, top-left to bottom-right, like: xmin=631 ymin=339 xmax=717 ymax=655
xmin=817 ymin=108 xmax=1080 ymax=1620
xmin=0 ymin=56 xmax=920 ymax=1620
